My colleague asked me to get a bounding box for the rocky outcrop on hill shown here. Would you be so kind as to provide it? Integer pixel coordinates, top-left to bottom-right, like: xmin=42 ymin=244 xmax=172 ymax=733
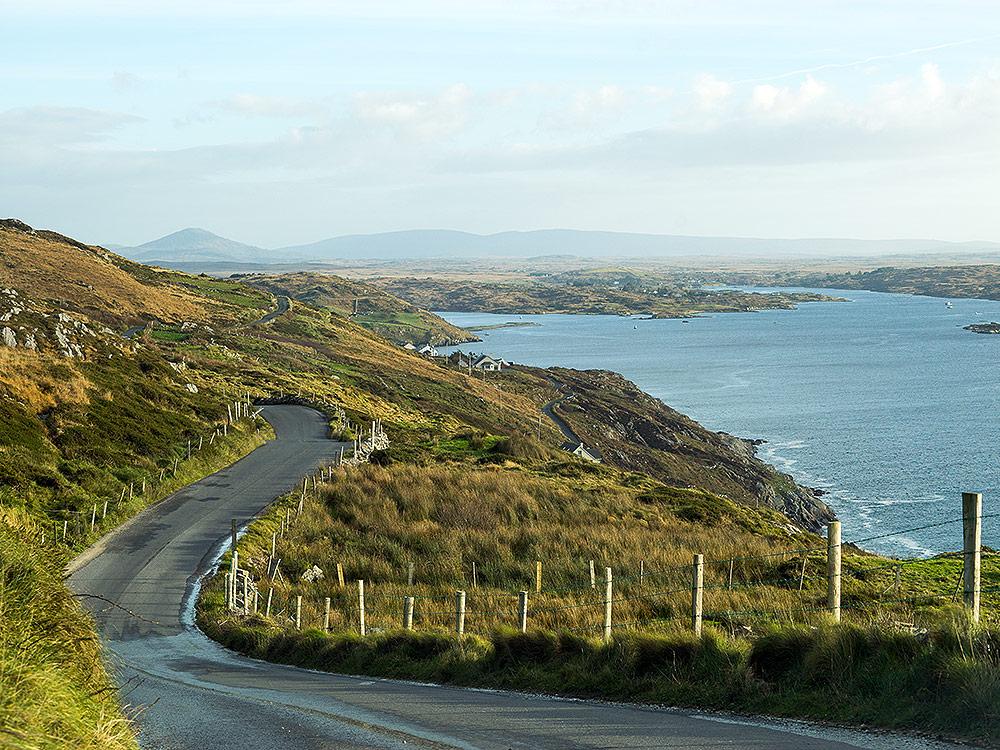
xmin=540 ymin=367 xmax=834 ymax=532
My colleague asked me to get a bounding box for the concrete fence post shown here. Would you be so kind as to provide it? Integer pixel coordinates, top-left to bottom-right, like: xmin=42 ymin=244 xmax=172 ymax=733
xmin=692 ymin=554 xmax=704 ymax=636
xmin=265 ymin=588 xmax=273 ymax=618
xmin=403 ymin=596 xmax=414 ymax=630
xmin=358 ymin=580 xmax=366 ymax=636
xmin=324 ymin=597 xmax=331 ymax=632
xmin=603 ymin=567 xmax=613 ymax=642
xmin=243 ymin=575 xmax=250 ymax=615
xmin=963 ymin=492 xmax=983 ymax=623
xmin=639 ymin=560 xmax=645 ymax=589
xmin=518 ymin=591 xmax=528 ymax=633
xmin=827 ymin=521 xmax=842 ymax=622
xmin=90 ymin=504 xmax=97 ymax=531
xmin=455 ymin=590 xmax=466 ymax=635
xmin=589 ymin=559 xmax=596 ymax=589
xmin=295 ymin=595 xmax=302 ymax=630
xmin=102 ymin=500 xmax=108 ymax=519
xmin=472 ymin=561 xmax=478 ymax=589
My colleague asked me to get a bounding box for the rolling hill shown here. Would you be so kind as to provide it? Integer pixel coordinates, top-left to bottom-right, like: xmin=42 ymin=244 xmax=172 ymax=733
xmin=112 ymin=225 xmax=1000 ymax=266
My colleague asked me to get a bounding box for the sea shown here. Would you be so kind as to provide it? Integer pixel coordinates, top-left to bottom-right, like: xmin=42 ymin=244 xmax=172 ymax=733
xmin=438 ymin=288 xmax=1000 ymax=556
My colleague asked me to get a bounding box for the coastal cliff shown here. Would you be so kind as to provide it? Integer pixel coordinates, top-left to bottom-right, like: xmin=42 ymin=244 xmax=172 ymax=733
xmin=536 ymin=367 xmax=834 ymax=532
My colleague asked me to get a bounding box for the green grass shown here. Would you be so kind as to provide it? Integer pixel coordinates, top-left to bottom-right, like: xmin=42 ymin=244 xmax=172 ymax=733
xmin=200 ymin=609 xmax=1000 ymax=745
xmin=0 ymin=508 xmax=138 ymax=750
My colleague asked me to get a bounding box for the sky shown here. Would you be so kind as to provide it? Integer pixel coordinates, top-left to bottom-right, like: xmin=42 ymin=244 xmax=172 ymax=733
xmin=1 ymin=1 xmax=999 ymax=248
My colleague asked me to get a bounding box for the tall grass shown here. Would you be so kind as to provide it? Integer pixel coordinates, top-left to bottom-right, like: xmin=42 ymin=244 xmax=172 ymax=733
xmin=0 ymin=508 xmax=137 ymax=750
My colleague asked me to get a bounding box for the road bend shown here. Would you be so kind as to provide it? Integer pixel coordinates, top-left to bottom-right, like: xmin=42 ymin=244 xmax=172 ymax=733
xmin=68 ymin=405 xmax=958 ymax=750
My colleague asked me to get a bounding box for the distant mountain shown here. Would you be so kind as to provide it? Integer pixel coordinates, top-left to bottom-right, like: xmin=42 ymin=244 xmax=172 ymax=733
xmin=118 ymin=228 xmax=271 ymax=264
xmin=115 ymin=227 xmax=1000 ymax=266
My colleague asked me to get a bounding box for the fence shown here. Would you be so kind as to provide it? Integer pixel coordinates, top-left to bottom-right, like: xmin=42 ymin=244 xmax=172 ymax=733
xmin=225 ymin=470 xmax=997 ymax=641
xmin=44 ymin=394 xmax=261 ymax=546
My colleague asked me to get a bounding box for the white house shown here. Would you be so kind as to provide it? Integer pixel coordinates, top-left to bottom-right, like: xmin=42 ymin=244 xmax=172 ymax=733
xmin=418 ymin=344 xmax=438 ymax=357
xmin=402 ymin=342 xmax=418 ymax=351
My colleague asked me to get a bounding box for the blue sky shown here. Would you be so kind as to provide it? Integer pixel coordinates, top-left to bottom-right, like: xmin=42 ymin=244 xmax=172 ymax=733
xmin=2 ymin=1 xmax=999 ymax=247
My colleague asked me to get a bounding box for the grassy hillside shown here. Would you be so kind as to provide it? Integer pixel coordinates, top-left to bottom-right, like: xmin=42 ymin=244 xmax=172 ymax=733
xmin=240 ymin=272 xmax=477 ymax=345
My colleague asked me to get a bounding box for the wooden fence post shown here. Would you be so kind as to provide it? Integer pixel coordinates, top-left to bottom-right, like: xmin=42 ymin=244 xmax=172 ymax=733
xmin=243 ymin=575 xmax=250 ymax=616
xmin=358 ymin=580 xmax=366 ymax=636
xmin=403 ymin=596 xmax=414 ymax=630
xmin=535 ymin=560 xmax=542 ymax=593
xmin=102 ymin=500 xmax=108 ymax=519
xmin=265 ymin=588 xmax=273 ymax=617
xmin=295 ymin=595 xmax=302 ymax=630
xmin=472 ymin=561 xmax=478 ymax=589
xmin=603 ymin=567 xmax=613 ymax=642
xmin=455 ymin=590 xmax=466 ymax=635
xmin=827 ymin=521 xmax=842 ymax=622
xmin=692 ymin=554 xmax=704 ymax=636
xmin=224 ymin=573 xmax=231 ymax=608
xmin=518 ymin=591 xmax=528 ymax=633
xmin=324 ymin=597 xmax=331 ymax=632
xmin=639 ymin=560 xmax=645 ymax=589
xmin=963 ymin=492 xmax=982 ymax=623
xmin=337 ymin=563 xmax=345 ymax=588
xmin=229 ymin=551 xmax=238 ymax=610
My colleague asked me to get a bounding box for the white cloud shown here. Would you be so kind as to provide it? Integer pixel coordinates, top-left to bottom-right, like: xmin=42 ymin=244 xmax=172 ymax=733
xmin=750 ymin=75 xmax=828 ymax=119
xmin=693 ymin=74 xmax=733 ymax=109
xmin=210 ymin=94 xmax=329 ymax=118
xmin=353 ymin=83 xmax=472 ymax=138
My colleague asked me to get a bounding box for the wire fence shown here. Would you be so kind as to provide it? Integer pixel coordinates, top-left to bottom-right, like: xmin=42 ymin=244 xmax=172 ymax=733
xmin=219 ymin=483 xmax=998 ymax=642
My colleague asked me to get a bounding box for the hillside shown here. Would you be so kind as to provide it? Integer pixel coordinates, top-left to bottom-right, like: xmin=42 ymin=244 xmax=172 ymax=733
xmin=239 ymin=272 xmax=477 ymax=346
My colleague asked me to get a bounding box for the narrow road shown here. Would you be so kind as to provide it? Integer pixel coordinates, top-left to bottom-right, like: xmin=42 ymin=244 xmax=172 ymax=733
xmin=542 ymin=392 xmax=581 ymax=446
xmin=68 ymin=406 xmax=958 ymax=750
xmin=253 ymin=294 xmax=290 ymax=325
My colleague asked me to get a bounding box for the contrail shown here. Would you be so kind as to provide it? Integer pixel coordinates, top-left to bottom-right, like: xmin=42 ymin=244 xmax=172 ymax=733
xmin=733 ymin=33 xmax=1000 ymax=85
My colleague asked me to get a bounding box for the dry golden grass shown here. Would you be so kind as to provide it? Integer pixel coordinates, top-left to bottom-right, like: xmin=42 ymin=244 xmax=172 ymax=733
xmin=236 ymin=463 xmax=834 ymax=637
xmin=0 ymin=228 xmax=202 ymax=323
xmin=0 ymin=349 xmax=90 ymax=411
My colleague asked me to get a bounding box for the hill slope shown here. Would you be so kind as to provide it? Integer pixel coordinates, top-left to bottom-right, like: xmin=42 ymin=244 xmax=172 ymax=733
xmin=240 ymin=272 xmax=477 ymax=345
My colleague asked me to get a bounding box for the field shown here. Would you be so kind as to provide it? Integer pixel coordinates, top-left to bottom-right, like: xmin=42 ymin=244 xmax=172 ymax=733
xmin=199 ymin=459 xmax=1000 ymax=744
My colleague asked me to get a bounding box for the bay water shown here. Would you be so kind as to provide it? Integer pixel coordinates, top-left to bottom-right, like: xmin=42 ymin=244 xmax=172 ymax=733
xmin=439 ymin=289 xmax=1000 ymax=556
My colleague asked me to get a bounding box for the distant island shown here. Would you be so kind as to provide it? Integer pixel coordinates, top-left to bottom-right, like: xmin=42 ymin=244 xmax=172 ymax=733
xmin=964 ymin=322 xmax=1000 ymax=334
xmin=463 ymin=321 xmax=542 ymax=331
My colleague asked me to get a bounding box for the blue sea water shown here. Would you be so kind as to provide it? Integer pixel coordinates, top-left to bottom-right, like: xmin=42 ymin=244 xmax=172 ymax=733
xmin=438 ymin=289 xmax=1000 ymax=556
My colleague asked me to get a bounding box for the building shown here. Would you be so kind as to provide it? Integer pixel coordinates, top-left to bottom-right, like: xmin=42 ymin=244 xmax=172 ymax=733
xmin=417 ymin=344 xmax=438 ymax=357
xmin=402 ymin=342 xmax=418 ymax=351
xmin=562 ymin=441 xmax=601 ymax=462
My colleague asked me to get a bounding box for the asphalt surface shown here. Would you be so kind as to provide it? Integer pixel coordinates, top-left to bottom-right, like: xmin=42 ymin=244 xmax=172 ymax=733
xmin=253 ymin=294 xmax=290 ymax=325
xmin=67 ymin=406 xmax=961 ymax=750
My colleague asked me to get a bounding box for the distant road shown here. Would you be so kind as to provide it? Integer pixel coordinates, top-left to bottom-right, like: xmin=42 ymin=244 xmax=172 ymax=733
xmin=67 ymin=406 xmax=958 ymax=750
xmin=253 ymin=294 xmax=290 ymax=325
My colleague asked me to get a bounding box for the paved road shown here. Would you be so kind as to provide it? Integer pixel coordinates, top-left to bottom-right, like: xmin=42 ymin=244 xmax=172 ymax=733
xmin=68 ymin=406 xmax=958 ymax=750
xmin=253 ymin=294 xmax=290 ymax=325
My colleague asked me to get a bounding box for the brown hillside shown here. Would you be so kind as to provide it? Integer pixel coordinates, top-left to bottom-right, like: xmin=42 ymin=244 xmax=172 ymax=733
xmin=0 ymin=220 xmax=202 ymax=325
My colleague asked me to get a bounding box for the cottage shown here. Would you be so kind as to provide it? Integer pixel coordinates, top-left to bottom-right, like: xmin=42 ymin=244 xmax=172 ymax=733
xmin=473 ymin=354 xmax=503 ymax=371
xmin=402 ymin=342 xmax=418 ymax=351
xmin=562 ymin=441 xmax=601 ymax=463
xmin=417 ymin=344 xmax=438 ymax=357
